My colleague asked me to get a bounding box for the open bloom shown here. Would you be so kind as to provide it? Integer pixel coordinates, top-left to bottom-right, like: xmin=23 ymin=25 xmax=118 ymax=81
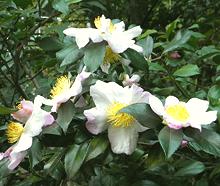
xmin=84 ymin=80 xmax=150 ymax=155
xmin=44 ymin=67 xmax=91 ymax=112
xmin=63 ymin=15 xmax=143 ymax=54
xmin=149 ymin=95 xmax=217 ymax=130
xmin=12 ymin=100 xmax=33 ymax=123
xmin=2 ymin=95 xmax=54 ymax=169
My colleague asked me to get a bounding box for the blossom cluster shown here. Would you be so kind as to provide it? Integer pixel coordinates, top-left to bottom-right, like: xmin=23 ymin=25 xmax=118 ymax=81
xmin=0 ymin=15 xmax=217 ymax=170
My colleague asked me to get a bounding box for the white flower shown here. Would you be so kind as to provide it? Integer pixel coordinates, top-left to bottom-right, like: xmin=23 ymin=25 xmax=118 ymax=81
xmin=84 ymin=80 xmax=150 ymax=155
xmin=43 ymin=67 xmax=91 ymax=112
xmin=122 ymin=74 xmax=140 ymax=86
xmin=6 ymin=95 xmax=54 ymax=158
xmin=149 ymin=95 xmax=217 ymax=130
xmin=63 ymin=15 xmax=143 ymax=54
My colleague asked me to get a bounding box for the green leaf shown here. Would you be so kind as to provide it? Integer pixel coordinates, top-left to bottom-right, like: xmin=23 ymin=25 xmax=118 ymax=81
xmin=208 ymin=85 xmax=220 ymax=106
xmin=29 ymin=138 xmax=42 ymax=168
xmin=42 ymin=123 xmax=63 ymax=135
xmin=196 ymin=46 xmax=220 ymax=60
xmin=56 ymin=101 xmax=75 ymax=133
xmin=118 ymin=103 xmax=161 ymax=128
xmin=64 ymin=142 xmax=90 ymax=179
xmin=158 ymin=126 xmax=183 ymax=158
xmin=0 ymin=105 xmax=17 ymax=115
xmin=37 ymin=37 xmax=63 ymax=51
xmin=123 ymin=49 xmax=148 ymax=71
xmin=44 ymin=149 xmax=66 ymax=180
xmin=163 ymin=30 xmax=193 ymax=53
xmin=184 ymin=128 xmax=220 ymax=156
xmin=86 ymin=136 xmax=109 ymax=162
xmin=138 ymin=36 xmax=154 ymax=57
xmin=173 ymin=64 xmax=200 ymax=77
xmin=52 ymin=0 xmax=69 ymax=14
xmin=83 ymin=42 xmax=106 ymax=72
xmin=175 ymin=160 xmax=205 ymax=176
xmin=132 ymin=180 xmax=159 ymax=186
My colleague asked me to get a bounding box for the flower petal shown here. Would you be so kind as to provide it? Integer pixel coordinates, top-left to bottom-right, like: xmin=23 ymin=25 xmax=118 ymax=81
xmin=114 ymin=21 xmax=125 ymax=32
xmin=129 ymin=84 xmax=150 ymax=104
xmin=165 ymin=96 xmax=179 ymax=108
xmin=12 ymin=133 xmax=32 ymax=153
xmin=8 ymin=151 xmax=27 ymax=170
xmin=189 ymin=111 xmax=217 ymax=130
xmin=186 ymin=98 xmax=209 ymax=113
xmin=149 ymin=95 xmax=164 ymax=116
xmin=124 ymin=26 xmax=142 ymax=40
xmin=84 ymin=107 xmax=107 ymax=135
xmin=108 ymin=126 xmax=138 ymax=155
xmin=90 ymin=80 xmax=129 ymax=109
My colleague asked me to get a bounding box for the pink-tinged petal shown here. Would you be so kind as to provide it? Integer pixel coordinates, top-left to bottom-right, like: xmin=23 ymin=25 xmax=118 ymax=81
xmin=181 ymin=140 xmax=188 ymax=148
xmin=108 ymin=126 xmax=138 ymax=155
xmin=84 ymin=107 xmax=107 ymax=135
xmin=12 ymin=100 xmax=34 ymax=123
xmin=167 ymin=122 xmax=183 ymax=130
xmin=129 ymin=84 xmax=150 ymax=104
xmin=0 ymin=153 xmax=4 ymax=161
xmin=149 ymin=95 xmax=165 ymax=116
xmin=8 ymin=151 xmax=27 ymax=170
xmin=122 ymin=74 xmax=140 ymax=87
xmin=12 ymin=133 xmax=32 ymax=153
xmin=186 ymin=98 xmax=209 ymax=113
xmin=165 ymin=96 xmax=179 ymax=108
xmin=44 ymin=113 xmax=55 ymax=127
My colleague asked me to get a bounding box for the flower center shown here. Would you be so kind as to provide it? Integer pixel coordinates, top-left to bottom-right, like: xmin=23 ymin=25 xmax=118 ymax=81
xmin=50 ymin=76 xmax=71 ymax=98
xmin=107 ymin=102 xmax=135 ymax=127
xmin=94 ymin=16 xmax=115 ymax=33
xmin=165 ymin=103 xmax=189 ymax=122
xmin=6 ymin=122 xmax=24 ymax=143
xmin=104 ymin=46 xmax=121 ymax=64
xmin=16 ymin=103 xmax=22 ymax=110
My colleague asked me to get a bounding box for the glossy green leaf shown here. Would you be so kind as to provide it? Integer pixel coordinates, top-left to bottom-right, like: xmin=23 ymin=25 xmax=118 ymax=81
xmin=138 ymin=36 xmax=154 ymax=57
xmin=86 ymin=136 xmax=109 ymax=162
xmin=0 ymin=105 xmax=17 ymax=115
xmin=83 ymin=42 xmax=106 ymax=72
xmin=123 ymin=49 xmax=148 ymax=71
xmin=56 ymin=101 xmax=75 ymax=133
xmin=208 ymin=85 xmax=220 ymax=106
xmin=175 ymin=160 xmax=205 ymax=176
xmin=52 ymin=0 xmax=69 ymax=14
xmin=158 ymin=126 xmax=183 ymax=158
xmin=37 ymin=37 xmax=63 ymax=51
xmin=29 ymin=138 xmax=42 ymax=168
xmin=173 ymin=64 xmax=200 ymax=77
xmin=64 ymin=142 xmax=90 ymax=179
xmin=185 ymin=128 xmax=220 ymax=156
xmin=118 ymin=103 xmax=162 ymax=128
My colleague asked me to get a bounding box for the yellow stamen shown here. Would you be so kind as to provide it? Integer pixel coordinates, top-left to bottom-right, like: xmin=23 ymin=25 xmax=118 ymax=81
xmin=50 ymin=76 xmax=71 ymax=98
xmin=165 ymin=103 xmax=189 ymax=122
xmin=16 ymin=103 xmax=22 ymax=110
xmin=6 ymin=122 xmax=24 ymax=143
xmin=104 ymin=47 xmax=121 ymax=64
xmin=107 ymin=102 xmax=135 ymax=127
xmin=94 ymin=16 xmax=115 ymax=33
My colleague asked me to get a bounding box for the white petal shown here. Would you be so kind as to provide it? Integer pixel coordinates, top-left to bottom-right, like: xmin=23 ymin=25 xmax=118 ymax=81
xmin=90 ymin=80 xmax=129 ymax=109
xmin=129 ymin=84 xmax=150 ymax=104
xmin=189 ymin=111 xmax=217 ymax=130
xmin=148 ymin=95 xmax=165 ymax=116
xmin=63 ymin=28 xmax=78 ymax=37
xmin=8 ymin=151 xmax=27 ymax=170
xmin=124 ymin=26 xmax=142 ymax=39
xmin=89 ymin=29 xmax=103 ymax=43
xmin=12 ymin=134 xmax=32 ymax=153
xmin=165 ymin=96 xmax=179 ymax=108
xmin=186 ymin=98 xmax=209 ymax=113
xmin=84 ymin=107 xmax=107 ymax=135
xmin=129 ymin=43 xmax=143 ymax=53
xmin=114 ymin=21 xmax=125 ymax=32
xmin=108 ymin=126 xmax=138 ymax=155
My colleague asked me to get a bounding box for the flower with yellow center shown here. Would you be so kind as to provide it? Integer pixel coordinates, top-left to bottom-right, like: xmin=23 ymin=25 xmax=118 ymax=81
xmin=6 ymin=122 xmax=24 ymax=143
xmin=44 ymin=67 xmax=91 ymax=112
xmin=63 ymin=15 xmax=143 ymax=54
xmin=149 ymin=95 xmax=217 ymax=130
xmin=84 ymin=80 xmax=150 ymax=155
